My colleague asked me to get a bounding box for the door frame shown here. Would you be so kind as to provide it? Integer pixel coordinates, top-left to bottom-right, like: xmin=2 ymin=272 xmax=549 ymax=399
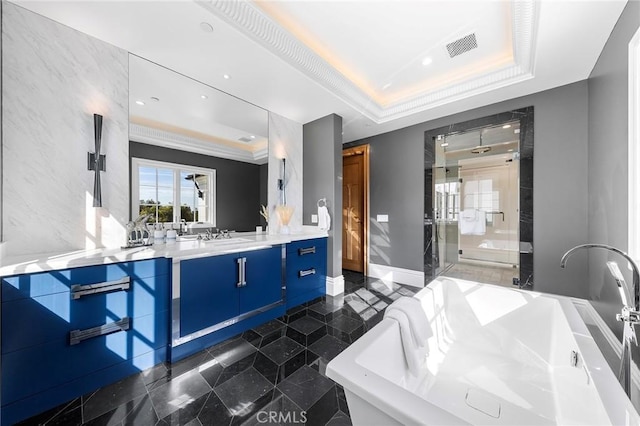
xmin=343 ymin=144 xmax=370 ymax=275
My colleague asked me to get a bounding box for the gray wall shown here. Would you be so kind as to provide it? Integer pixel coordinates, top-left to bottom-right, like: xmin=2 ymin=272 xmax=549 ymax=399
xmin=303 ymin=114 xmax=343 ymax=278
xmin=346 ymin=80 xmax=591 ymax=298
xmin=130 ymin=142 xmax=263 ymax=232
xmin=588 ymin=0 xmax=640 ymax=338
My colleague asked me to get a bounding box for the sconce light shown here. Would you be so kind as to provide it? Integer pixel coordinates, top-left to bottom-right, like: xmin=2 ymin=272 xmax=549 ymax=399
xmin=277 ymin=158 xmax=286 ymax=204
xmin=87 ymin=113 xmax=106 ymax=207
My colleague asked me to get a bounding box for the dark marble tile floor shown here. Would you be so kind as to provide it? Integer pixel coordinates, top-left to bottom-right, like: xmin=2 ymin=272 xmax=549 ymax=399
xmin=17 ymin=271 xmax=417 ymax=426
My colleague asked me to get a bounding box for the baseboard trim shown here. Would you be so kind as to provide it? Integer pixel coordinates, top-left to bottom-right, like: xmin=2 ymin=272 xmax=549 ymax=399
xmin=326 ymin=275 xmax=345 ymax=296
xmin=367 ymin=263 xmax=424 ymax=288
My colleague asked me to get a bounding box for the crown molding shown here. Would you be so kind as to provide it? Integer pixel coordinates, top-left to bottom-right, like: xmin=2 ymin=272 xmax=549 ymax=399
xmin=197 ymin=0 xmax=538 ymax=123
xmin=130 ymin=123 xmax=268 ymax=165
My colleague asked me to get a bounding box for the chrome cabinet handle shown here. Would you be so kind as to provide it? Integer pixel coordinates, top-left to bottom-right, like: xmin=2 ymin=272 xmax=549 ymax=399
xmin=298 ymin=247 xmax=316 ymax=256
xmin=69 ymin=317 xmax=130 ymax=345
xmin=236 ymin=258 xmax=243 ymax=287
xmin=299 ymin=268 xmax=316 ymax=278
xmin=242 ymin=257 xmax=247 ymax=287
xmin=236 ymin=257 xmax=247 ymax=287
xmin=71 ymin=277 xmax=131 ymax=300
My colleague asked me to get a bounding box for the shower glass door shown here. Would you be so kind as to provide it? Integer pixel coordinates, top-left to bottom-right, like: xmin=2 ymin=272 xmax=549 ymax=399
xmin=433 ymin=153 xmax=459 ymax=275
xmin=432 ymin=121 xmax=520 ymax=286
xmin=458 ymin=158 xmax=519 ymax=266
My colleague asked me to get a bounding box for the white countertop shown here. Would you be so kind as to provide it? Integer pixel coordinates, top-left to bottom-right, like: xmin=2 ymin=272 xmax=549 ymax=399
xmin=0 ymin=227 xmax=328 ymax=276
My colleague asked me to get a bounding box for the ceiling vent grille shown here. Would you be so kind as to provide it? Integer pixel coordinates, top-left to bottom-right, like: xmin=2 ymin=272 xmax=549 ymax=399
xmin=446 ymin=33 xmax=478 ymax=58
xmin=238 ymin=136 xmax=253 ymax=143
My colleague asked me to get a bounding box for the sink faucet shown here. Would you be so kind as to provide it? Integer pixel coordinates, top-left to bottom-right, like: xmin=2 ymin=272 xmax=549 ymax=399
xmin=561 ymin=243 xmax=640 ymax=399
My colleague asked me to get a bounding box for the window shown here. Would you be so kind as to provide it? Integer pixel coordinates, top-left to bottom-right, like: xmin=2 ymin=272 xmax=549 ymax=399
xmin=630 ymin=27 xmax=640 ymax=261
xmin=132 ymin=158 xmax=215 ymax=225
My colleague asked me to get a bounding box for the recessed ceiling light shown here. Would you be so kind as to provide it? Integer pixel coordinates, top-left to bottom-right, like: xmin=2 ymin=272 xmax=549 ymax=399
xmin=440 ymin=142 xmax=449 ymax=147
xmin=502 ymin=124 xmax=511 ymax=129
xmin=200 ymin=22 xmax=214 ymax=33
xmin=200 ymin=95 xmax=208 ymax=99
xmin=223 ymin=74 xmax=231 ymax=80
xmin=250 ymin=135 xmax=255 ymax=139
xmin=514 ymin=129 xmax=521 ymax=134
xmin=135 ymin=100 xmax=145 ymax=106
xmin=508 ymin=149 xmax=514 ymax=152
xmin=421 ymin=57 xmax=433 ymax=66
xmin=150 ymin=97 xmax=160 ymax=102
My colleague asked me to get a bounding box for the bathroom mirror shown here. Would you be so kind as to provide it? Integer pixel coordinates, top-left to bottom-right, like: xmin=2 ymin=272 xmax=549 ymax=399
xmin=128 ymin=55 xmax=269 ymax=232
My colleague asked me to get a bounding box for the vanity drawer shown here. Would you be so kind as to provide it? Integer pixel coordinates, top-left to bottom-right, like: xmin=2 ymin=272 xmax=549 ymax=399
xmin=2 ymin=272 xmax=169 ymax=354
xmin=286 ymin=269 xmax=325 ymax=303
xmin=1 ymin=258 xmax=169 ymax=302
xmin=286 ymin=238 xmax=326 ymax=258
xmin=286 ymin=238 xmax=327 ymax=308
xmin=1 ymin=309 xmax=169 ymax=406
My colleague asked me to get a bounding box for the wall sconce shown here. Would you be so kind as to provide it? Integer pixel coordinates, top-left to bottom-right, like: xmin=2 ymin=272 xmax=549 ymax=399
xmin=277 ymin=158 xmax=286 ymax=204
xmin=87 ymin=113 xmax=105 ymax=207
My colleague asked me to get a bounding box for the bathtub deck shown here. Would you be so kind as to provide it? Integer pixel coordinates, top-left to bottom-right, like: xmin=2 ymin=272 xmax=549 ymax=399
xmin=415 ymin=341 xmax=609 ymax=425
xmin=329 ymin=278 xmax=632 ymax=426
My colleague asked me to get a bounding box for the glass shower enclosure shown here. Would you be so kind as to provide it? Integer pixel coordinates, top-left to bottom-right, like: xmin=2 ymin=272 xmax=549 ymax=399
xmin=432 ymin=122 xmax=521 ymax=286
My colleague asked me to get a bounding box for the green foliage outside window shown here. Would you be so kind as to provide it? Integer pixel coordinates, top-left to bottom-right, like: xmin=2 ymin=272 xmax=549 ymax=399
xmin=139 ymin=200 xmax=195 ymax=223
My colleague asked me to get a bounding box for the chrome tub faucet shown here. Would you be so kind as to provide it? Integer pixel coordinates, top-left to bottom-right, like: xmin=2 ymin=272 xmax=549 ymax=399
xmin=561 ymin=243 xmax=640 ymax=399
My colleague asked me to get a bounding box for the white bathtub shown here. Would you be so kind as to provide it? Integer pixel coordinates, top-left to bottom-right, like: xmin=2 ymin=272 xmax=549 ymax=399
xmin=326 ymin=277 xmax=640 ymax=425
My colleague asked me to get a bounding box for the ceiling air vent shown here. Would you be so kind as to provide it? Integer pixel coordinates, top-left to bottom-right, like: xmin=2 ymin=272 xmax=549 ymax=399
xmin=446 ymin=33 xmax=478 ymax=58
xmin=238 ymin=136 xmax=253 ymax=143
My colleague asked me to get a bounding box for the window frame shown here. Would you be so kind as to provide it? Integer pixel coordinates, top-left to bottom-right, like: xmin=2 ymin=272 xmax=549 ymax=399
xmin=131 ymin=157 xmax=216 ymax=225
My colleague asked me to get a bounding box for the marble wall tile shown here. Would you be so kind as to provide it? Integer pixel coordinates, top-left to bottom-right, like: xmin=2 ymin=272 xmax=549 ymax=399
xmin=2 ymin=3 xmax=129 ymax=256
xmin=268 ymin=112 xmax=303 ymax=234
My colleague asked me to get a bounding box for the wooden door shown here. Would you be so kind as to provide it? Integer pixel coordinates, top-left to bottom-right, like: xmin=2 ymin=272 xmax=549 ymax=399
xmin=343 ymin=148 xmax=367 ymax=272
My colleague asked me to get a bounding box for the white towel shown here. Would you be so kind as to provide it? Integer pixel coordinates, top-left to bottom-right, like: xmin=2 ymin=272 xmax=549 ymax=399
xmin=386 ymin=297 xmax=432 ymax=348
xmin=317 ymin=205 xmax=331 ymax=230
xmin=384 ymin=296 xmax=432 ymax=376
xmin=460 ymin=208 xmax=486 ymax=235
xmin=384 ymin=309 xmax=426 ymax=376
xmin=460 ymin=208 xmax=477 ymax=221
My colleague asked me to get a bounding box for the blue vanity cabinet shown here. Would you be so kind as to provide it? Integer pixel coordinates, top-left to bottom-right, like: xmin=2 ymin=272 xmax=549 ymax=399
xmin=286 ymin=238 xmax=327 ymax=308
xmin=1 ymin=258 xmax=171 ymax=425
xmin=179 ymin=254 xmax=240 ymax=336
xmin=179 ymin=246 xmax=283 ymax=337
xmin=239 ymin=246 xmax=283 ymax=313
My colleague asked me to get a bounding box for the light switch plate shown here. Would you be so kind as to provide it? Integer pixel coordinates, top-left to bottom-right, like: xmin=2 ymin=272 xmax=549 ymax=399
xmin=311 ymin=214 xmax=318 ymax=223
xmin=377 ymin=214 xmax=389 ymax=223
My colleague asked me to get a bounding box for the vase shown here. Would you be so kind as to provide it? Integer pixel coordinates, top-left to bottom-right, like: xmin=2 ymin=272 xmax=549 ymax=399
xmin=275 ymin=204 xmax=294 ymax=235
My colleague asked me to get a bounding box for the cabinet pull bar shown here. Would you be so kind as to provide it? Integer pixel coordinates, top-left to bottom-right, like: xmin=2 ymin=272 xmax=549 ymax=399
xmin=236 ymin=258 xmax=244 ymax=288
xmin=298 ymin=247 xmax=316 ymax=255
xmin=299 ymin=268 xmax=316 ymax=278
xmin=69 ymin=317 xmax=130 ymax=346
xmin=242 ymin=257 xmax=247 ymax=287
xmin=71 ymin=277 xmax=131 ymax=300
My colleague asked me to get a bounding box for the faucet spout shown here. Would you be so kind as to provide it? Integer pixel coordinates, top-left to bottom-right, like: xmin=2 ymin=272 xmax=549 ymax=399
xmin=561 ymin=243 xmax=640 ymax=311
xmin=561 ymin=243 xmax=640 ymax=399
